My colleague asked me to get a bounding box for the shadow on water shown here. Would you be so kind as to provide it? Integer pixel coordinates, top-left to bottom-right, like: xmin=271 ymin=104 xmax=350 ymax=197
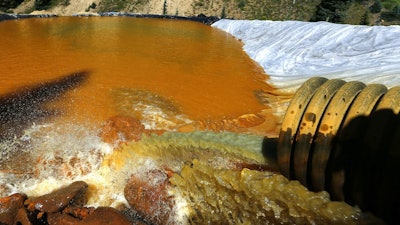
xmin=0 ymin=71 xmax=89 ymax=141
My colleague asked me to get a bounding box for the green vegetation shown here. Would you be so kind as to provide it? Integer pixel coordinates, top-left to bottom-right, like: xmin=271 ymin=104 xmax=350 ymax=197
xmin=342 ymin=1 xmax=370 ymax=25
xmin=34 ymin=0 xmax=51 ymax=10
xmin=371 ymin=0 xmax=400 ymax=24
xmin=163 ymin=0 xmax=167 ymax=14
xmin=314 ymin=0 xmax=353 ymax=23
xmin=34 ymin=0 xmax=70 ymax=10
xmin=370 ymin=0 xmax=382 ymax=13
xmin=0 ymin=0 xmax=23 ymax=12
xmin=86 ymin=2 xmax=97 ymax=12
xmin=237 ymin=0 xmax=246 ymax=10
xmin=221 ymin=4 xmax=226 ymax=18
xmin=382 ymin=0 xmax=400 ymax=10
xmin=98 ymin=0 xmax=128 ymax=12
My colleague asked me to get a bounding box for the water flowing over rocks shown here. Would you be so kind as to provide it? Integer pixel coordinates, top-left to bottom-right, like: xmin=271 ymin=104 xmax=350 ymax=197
xmin=124 ymin=169 xmax=174 ymax=225
xmin=100 ymin=115 xmax=146 ymax=144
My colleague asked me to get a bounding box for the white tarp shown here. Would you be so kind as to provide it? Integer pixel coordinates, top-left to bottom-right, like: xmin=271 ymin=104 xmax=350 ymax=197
xmin=212 ymin=19 xmax=400 ymax=92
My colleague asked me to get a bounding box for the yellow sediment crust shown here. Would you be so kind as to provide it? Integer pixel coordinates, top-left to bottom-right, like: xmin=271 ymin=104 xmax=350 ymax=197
xmin=170 ymin=159 xmax=361 ymax=224
xmin=100 ymin=131 xmax=360 ymax=224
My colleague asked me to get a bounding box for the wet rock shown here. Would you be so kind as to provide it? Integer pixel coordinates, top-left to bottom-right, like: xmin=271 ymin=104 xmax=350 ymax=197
xmin=14 ymin=208 xmax=32 ymax=225
xmin=25 ymin=181 xmax=88 ymax=213
xmin=75 ymin=207 xmax=133 ymax=224
xmin=0 ymin=193 xmax=27 ymax=224
xmin=47 ymin=207 xmax=132 ymax=225
xmin=100 ymin=115 xmax=165 ymax=145
xmin=124 ymin=169 xmax=174 ymax=225
xmin=100 ymin=115 xmax=145 ymax=144
xmin=0 ymin=181 xmax=137 ymax=225
xmin=48 ymin=213 xmax=81 ymax=225
xmin=61 ymin=206 xmax=95 ymax=220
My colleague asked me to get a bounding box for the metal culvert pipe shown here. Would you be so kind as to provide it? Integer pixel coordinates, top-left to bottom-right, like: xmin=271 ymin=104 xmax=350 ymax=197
xmin=275 ymin=77 xmax=400 ymax=224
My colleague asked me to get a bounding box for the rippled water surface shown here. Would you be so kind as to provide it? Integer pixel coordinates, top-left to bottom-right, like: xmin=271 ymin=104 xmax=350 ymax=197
xmin=0 ymin=17 xmax=271 ymax=126
xmin=0 ymin=17 xmax=274 ymax=199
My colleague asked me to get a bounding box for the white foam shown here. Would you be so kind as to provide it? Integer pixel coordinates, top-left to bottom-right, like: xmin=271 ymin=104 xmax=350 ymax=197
xmin=0 ymin=122 xmax=114 ymax=198
xmin=135 ymin=102 xmax=191 ymax=130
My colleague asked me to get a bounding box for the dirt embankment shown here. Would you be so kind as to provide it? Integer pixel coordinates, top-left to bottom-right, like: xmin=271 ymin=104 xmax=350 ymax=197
xmin=12 ymin=0 xmax=225 ymax=17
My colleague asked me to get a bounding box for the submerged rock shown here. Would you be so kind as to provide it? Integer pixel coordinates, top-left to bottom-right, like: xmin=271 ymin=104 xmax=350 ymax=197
xmin=111 ymin=88 xmax=191 ymax=130
xmin=124 ymin=169 xmax=174 ymax=225
xmin=100 ymin=115 xmax=145 ymax=144
xmin=100 ymin=115 xmax=165 ymax=145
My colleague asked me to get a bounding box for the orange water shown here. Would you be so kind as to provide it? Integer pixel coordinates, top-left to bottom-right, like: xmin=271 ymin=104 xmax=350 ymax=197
xmin=0 ymin=17 xmax=278 ymax=210
xmin=0 ymin=17 xmax=271 ymax=128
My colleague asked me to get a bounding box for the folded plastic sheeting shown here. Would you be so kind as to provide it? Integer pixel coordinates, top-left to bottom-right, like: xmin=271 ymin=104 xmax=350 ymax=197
xmin=212 ymin=20 xmax=400 ymax=92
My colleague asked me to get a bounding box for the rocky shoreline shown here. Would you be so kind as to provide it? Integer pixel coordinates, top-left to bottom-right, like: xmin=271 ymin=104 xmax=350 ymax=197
xmin=0 ymin=181 xmax=144 ymax=224
xmin=0 ymin=12 xmax=220 ymax=25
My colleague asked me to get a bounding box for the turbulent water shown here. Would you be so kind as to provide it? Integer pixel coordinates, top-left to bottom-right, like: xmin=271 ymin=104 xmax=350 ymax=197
xmin=0 ymin=17 xmax=272 ymax=204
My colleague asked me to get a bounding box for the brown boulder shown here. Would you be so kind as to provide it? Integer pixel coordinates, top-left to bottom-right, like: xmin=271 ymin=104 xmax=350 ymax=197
xmin=25 ymin=181 xmax=88 ymax=213
xmin=0 ymin=193 xmax=27 ymax=224
xmin=47 ymin=207 xmax=132 ymax=225
xmin=124 ymin=169 xmax=174 ymax=225
xmin=14 ymin=207 xmax=32 ymax=225
xmin=1 ymin=181 xmax=135 ymax=225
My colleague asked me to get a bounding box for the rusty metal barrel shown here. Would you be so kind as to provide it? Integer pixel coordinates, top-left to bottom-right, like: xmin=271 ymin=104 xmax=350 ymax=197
xmin=275 ymin=77 xmax=400 ymax=224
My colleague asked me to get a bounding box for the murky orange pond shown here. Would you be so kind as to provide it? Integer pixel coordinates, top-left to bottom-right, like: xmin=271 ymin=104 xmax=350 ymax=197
xmin=0 ymin=17 xmax=273 ymax=129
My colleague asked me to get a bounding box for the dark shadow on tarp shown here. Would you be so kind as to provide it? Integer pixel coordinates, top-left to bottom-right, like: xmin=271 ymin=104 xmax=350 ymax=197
xmin=0 ymin=71 xmax=89 ymax=141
